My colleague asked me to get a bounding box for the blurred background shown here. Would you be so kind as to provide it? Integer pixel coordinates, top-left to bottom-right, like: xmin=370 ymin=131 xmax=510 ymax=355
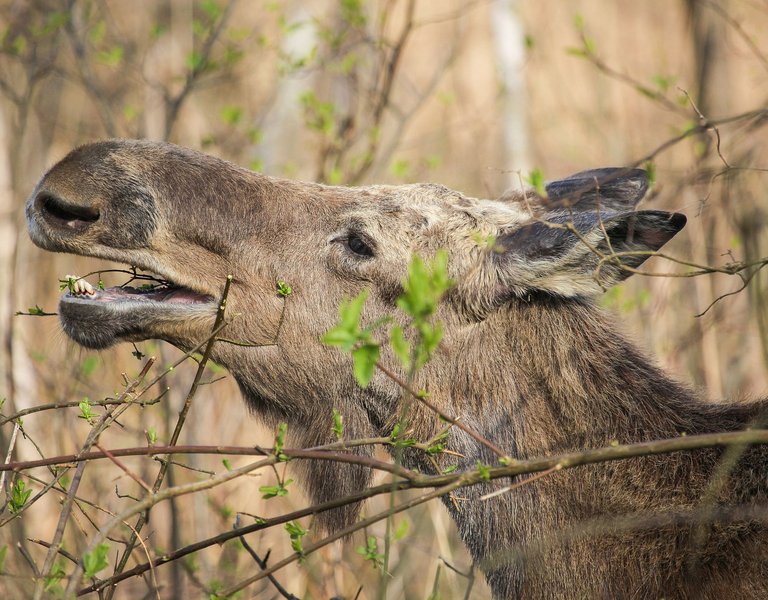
xmin=0 ymin=0 xmax=766 ymax=597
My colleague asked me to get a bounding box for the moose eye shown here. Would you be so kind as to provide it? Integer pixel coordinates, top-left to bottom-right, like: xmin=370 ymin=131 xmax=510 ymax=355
xmin=346 ymin=234 xmax=374 ymax=257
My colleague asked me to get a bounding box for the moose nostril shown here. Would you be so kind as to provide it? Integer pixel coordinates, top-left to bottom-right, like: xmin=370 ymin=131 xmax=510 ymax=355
xmin=38 ymin=193 xmax=100 ymax=230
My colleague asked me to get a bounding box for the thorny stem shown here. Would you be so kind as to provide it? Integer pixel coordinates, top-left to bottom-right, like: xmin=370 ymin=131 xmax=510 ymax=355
xmin=105 ymin=275 xmax=233 ymax=598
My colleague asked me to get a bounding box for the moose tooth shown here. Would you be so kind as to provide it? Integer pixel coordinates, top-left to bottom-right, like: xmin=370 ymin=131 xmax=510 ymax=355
xmin=65 ymin=274 xmax=95 ymax=296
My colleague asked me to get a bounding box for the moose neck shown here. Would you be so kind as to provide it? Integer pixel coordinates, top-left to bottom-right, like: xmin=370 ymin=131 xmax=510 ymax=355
xmin=451 ymin=294 xmax=760 ymax=458
xmin=431 ymin=294 xmax=768 ymax=598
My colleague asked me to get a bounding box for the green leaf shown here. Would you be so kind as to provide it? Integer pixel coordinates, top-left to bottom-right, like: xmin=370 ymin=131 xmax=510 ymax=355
xmin=390 ymin=325 xmax=411 ymax=369
xmin=274 ymin=422 xmax=289 ymax=461
xmin=285 ymin=521 xmax=308 ymax=556
xmin=322 ymin=290 xmax=369 ymax=351
xmin=356 ymin=535 xmax=384 ymax=569
xmin=276 ymin=280 xmax=292 ymax=297
xmin=15 ymin=304 xmax=55 ymax=316
xmin=220 ymin=105 xmax=242 ymax=125
xmin=643 ymin=160 xmax=656 ymax=187
xmin=83 ymin=543 xmax=110 ymax=578
xmin=78 ymin=398 xmax=97 ymax=424
xmin=97 ymin=46 xmax=124 ymax=67
xmin=201 ymin=0 xmax=222 ymax=20
xmin=352 ymin=343 xmax=379 ymax=387
xmin=393 ymin=518 xmax=410 ymax=541
xmin=44 ymin=561 xmax=65 ymax=592
xmin=9 ymin=479 xmax=31 ymax=513
xmin=80 ymin=355 xmax=99 ymax=378
xmin=525 ymin=168 xmax=546 ymax=197
xmin=475 ymin=461 xmax=491 ymax=481
xmin=259 ymin=479 xmax=293 ymax=499
xmin=332 ymin=409 xmax=344 ymax=440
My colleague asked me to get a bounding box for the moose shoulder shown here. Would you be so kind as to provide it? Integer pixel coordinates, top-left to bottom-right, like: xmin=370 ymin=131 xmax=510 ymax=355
xmin=26 ymin=140 xmax=768 ymax=599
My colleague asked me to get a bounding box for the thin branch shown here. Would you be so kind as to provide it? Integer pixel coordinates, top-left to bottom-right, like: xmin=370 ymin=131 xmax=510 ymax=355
xmin=238 ymin=537 xmax=300 ymax=600
xmin=74 ymin=427 xmax=768 ymax=595
xmin=375 ymin=361 xmax=508 ymax=458
xmin=106 ymin=275 xmax=233 ymax=595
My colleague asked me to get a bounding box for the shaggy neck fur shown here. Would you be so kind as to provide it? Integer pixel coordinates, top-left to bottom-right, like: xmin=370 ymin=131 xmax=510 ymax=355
xmin=433 ymin=295 xmax=768 ymax=599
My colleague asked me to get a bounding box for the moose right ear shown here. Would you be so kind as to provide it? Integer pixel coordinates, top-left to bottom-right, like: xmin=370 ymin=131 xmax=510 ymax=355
xmin=490 ymin=209 xmax=686 ymax=298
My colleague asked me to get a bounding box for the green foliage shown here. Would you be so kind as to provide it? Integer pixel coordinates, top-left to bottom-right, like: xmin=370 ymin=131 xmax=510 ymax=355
xmin=389 ymin=325 xmax=410 ymax=369
xmin=393 ymin=518 xmax=410 ymax=541
xmin=80 ymin=355 xmax=99 ymax=378
xmin=83 ymin=543 xmax=110 ymax=578
xmin=146 ymin=426 xmax=158 ymax=444
xmin=567 ymin=15 xmax=596 ymax=58
xmin=323 ymin=291 xmax=370 ymax=351
xmin=356 ymin=535 xmax=384 ymax=570
xmin=525 ymin=168 xmax=546 ymax=197
xmin=285 ymin=521 xmax=308 ymax=556
xmin=208 ymin=581 xmax=243 ymax=600
xmin=332 ymin=408 xmax=344 ymax=440
xmin=644 ymin=160 xmax=657 ymax=186
xmin=352 ymin=343 xmax=379 ymax=387
xmin=60 ymin=276 xmax=77 ymax=293
xmin=340 ymin=0 xmax=366 ymax=27
xmin=324 ymin=251 xmax=453 ymax=389
xmin=78 ymin=398 xmax=98 ymax=424
xmin=396 ymin=250 xmax=453 ymax=370
xmin=390 ymin=158 xmax=411 ymax=179
xmin=475 ymin=461 xmax=491 ymax=482
xmin=390 ymin=423 xmax=416 ymax=449
xmin=322 ymin=290 xmax=388 ymax=387
xmin=300 ymin=90 xmax=335 ymax=134
xmin=97 ymin=46 xmax=124 ymax=67
xmin=258 ymin=479 xmax=293 ymax=499
xmin=0 ymin=545 xmax=7 ymax=573
xmin=15 ymin=305 xmax=55 ymax=316
xmin=9 ymin=479 xmax=31 ymax=514
xmin=201 ymin=0 xmax=223 ymax=20
xmin=273 ymin=422 xmax=289 ymax=461
xmin=426 ymin=431 xmax=449 ymax=455
xmin=44 ymin=561 xmax=66 ymax=592
xmin=220 ymin=105 xmax=242 ymax=125
xmin=276 ymin=280 xmax=292 ymax=297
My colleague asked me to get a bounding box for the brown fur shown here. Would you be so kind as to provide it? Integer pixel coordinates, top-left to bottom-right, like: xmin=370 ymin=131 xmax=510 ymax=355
xmin=26 ymin=140 xmax=768 ymax=599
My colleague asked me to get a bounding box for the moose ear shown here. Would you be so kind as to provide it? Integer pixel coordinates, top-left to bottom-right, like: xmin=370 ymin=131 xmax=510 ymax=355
xmin=498 ymin=168 xmax=649 ymax=214
xmin=544 ymin=168 xmax=649 ymax=212
xmin=492 ymin=210 xmax=686 ymax=296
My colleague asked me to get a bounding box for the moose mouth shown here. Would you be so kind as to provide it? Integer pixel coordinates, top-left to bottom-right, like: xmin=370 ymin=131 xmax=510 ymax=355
xmin=59 ymin=274 xmax=217 ymax=350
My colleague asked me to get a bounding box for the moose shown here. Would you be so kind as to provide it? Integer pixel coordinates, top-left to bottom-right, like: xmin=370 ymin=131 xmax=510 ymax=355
xmin=26 ymin=140 xmax=768 ymax=599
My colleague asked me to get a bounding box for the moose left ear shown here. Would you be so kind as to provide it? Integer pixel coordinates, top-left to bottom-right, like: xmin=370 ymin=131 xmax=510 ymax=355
xmin=493 ymin=210 xmax=687 ymax=296
xmin=498 ymin=168 xmax=649 ymax=213
xmin=544 ymin=167 xmax=649 ymax=212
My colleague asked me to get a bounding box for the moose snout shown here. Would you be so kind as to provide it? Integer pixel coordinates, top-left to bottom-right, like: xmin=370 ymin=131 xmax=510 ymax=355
xmin=32 ymin=190 xmax=101 ymax=234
